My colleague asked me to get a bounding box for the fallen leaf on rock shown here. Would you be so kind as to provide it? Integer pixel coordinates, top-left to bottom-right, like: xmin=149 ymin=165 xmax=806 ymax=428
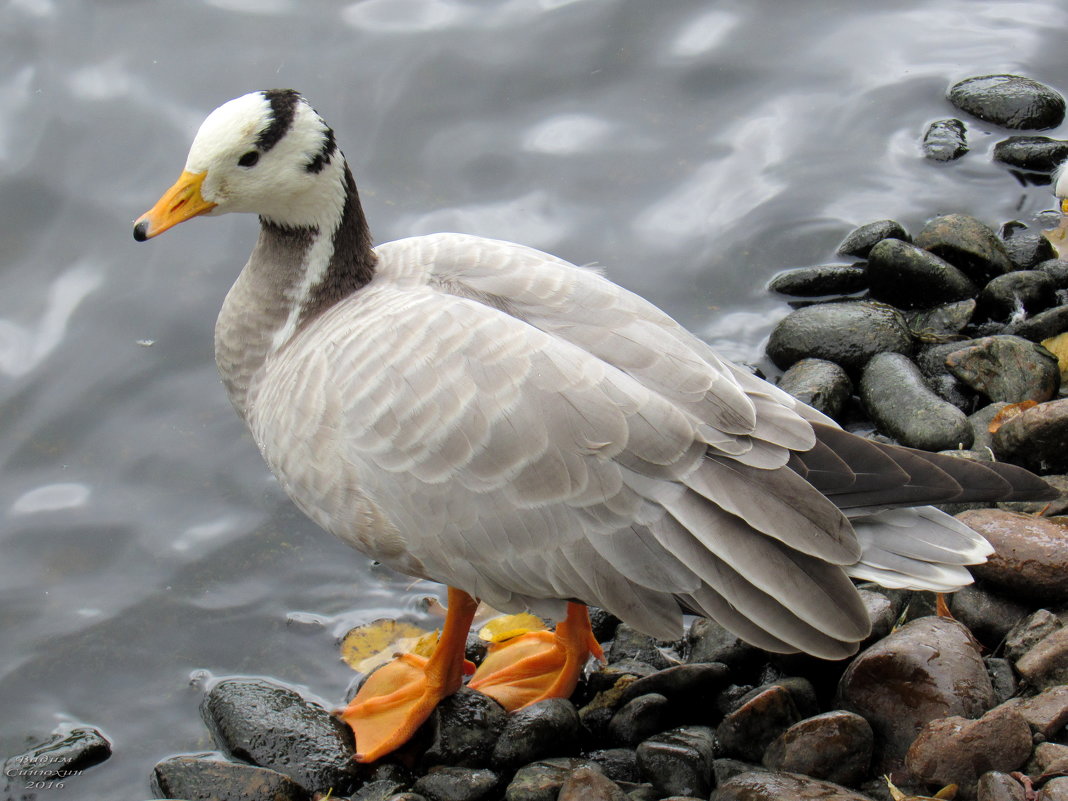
xmin=988 ymin=400 xmax=1039 ymax=433
xmin=886 ymin=776 xmax=958 ymax=801
xmin=1042 ymin=331 xmax=1068 ymax=381
xmin=478 ymin=612 xmax=547 ymax=643
xmin=340 ymin=618 xmax=430 ymax=672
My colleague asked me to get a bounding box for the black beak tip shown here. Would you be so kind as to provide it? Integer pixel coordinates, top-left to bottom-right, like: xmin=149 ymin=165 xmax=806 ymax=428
xmin=133 ymin=220 xmax=149 ymax=242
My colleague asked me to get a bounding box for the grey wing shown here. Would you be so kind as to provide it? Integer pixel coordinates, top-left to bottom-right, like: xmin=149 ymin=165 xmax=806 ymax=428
xmin=252 ymin=280 xmax=870 ymax=657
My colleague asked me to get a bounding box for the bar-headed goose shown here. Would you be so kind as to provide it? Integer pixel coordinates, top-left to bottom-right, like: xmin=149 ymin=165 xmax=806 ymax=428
xmin=135 ymin=90 xmax=1054 ymax=762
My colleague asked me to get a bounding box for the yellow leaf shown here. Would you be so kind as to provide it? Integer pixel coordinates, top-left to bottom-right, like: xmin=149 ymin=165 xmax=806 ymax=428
xmin=478 ymin=613 xmax=547 ymax=643
xmin=340 ymin=619 xmax=428 ymax=672
xmin=987 ymin=400 xmax=1038 ymax=434
xmin=1042 ymin=331 xmax=1068 ymax=381
xmin=1044 ymin=221 xmax=1068 ymax=258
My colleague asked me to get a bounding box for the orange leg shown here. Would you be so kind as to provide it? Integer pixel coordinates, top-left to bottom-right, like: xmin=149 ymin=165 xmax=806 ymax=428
xmin=340 ymin=587 xmax=478 ymax=762
xmin=468 ymin=602 xmax=604 ymax=711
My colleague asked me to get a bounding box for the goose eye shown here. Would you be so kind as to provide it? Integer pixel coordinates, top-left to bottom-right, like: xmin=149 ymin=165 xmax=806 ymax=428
xmin=238 ymin=151 xmax=260 ymax=167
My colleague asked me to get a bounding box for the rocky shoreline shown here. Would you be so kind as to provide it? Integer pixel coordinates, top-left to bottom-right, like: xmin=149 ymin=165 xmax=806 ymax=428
xmin=6 ymin=73 xmax=1068 ymax=801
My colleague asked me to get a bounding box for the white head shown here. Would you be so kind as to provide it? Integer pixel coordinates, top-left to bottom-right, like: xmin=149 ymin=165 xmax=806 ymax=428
xmin=135 ymin=90 xmax=348 ymax=239
xmin=1054 ymin=159 xmax=1068 ymax=212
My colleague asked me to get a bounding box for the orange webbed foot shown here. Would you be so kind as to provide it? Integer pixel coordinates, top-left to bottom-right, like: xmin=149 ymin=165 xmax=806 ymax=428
xmin=468 ymin=602 xmax=604 ymax=711
xmin=340 ymin=588 xmax=478 ymax=762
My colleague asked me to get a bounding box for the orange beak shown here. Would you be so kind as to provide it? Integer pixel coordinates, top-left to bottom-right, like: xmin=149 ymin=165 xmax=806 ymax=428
xmin=133 ymin=170 xmax=217 ymax=241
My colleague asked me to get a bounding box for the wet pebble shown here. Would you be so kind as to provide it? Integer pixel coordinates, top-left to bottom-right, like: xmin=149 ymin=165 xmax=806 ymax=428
xmin=766 ymin=300 xmax=913 ymax=374
xmin=867 ymin=238 xmax=977 ymax=309
xmin=1005 ymin=685 xmax=1068 ymax=738
xmin=504 ymin=758 xmax=602 ymax=801
xmin=1005 ymin=303 xmax=1068 ymax=342
xmin=860 ymin=352 xmax=974 ymax=450
xmin=1016 ymin=627 xmax=1068 ymax=690
xmin=1002 ymin=225 xmax=1058 ymax=270
xmin=993 ymin=136 xmax=1068 ymax=173
xmin=201 ymin=678 xmax=358 ymax=794
xmin=1039 ymin=259 xmax=1068 ymax=289
xmin=906 ymin=705 xmax=1032 ymax=796
xmin=986 ymin=657 xmax=1018 ymax=706
xmin=945 ymin=335 xmax=1060 ymax=403
xmin=352 ymin=776 xmax=410 ymax=800
xmin=910 ymin=298 xmax=977 ymax=340
xmin=858 ymin=588 xmax=897 ymax=645
xmin=761 ymin=710 xmax=872 ymax=786
xmin=716 ymin=684 xmax=801 ymax=762
xmin=608 ymin=693 xmax=673 ymax=747
xmin=923 ymin=118 xmax=969 ymax=162
xmin=837 ymin=219 xmax=911 ymax=258
xmin=837 ymin=616 xmax=994 ymax=772
xmin=714 ymin=769 xmax=872 ymax=800
xmin=636 ymin=726 xmax=717 ymax=798
xmin=424 ymin=689 xmax=507 ymax=769
xmin=558 ymin=766 xmax=628 ymax=801
xmin=777 ymin=358 xmax=853 ymax=420
xmin=151 ymin=755 xmax=311 ymax=801
xmin=967 ymin=401 xmax=1010 ymax=451
xmin=917 ymin=341 xmax=979 ymax=410
xmin=980 ymin=271 xmax=1057 ymax=319
xmin=1004 ymin=609 xmax=1063 ymax=663
xmin=585 ymin=748 xmax=641 ymax=783
xmin=956 ymin=510 xmax=1068 ymax=603
xmin=687 ymin=616 xmax=763 ymax=671
xmin=605 ymin=623 xmax=678 ymax=670
xmin=913 ymin=214 xmax=1014 ymax=284
xmin=3 ymin=726 xmax=111 ymax=783
xmin=993 ymin=398 xmax=1068 ymax=472
xmin=767 ymin=264 xmax=867 ymax=297
xmin=977 ymin=771 xmax=1029 ymax=801
xmin=411 ymin=766 xmax=499 ymax=801
xmin=947 ymin=583 xmax=1030 ymax=649
xmin=491 ymin=698 xmax=579 ymax=770
xmin=1029 ymin=741 xmax=1068 ymax=775
xmin=618 ymin=662 xmax=730 ymax=711
xmin=948 ymin=74 xmax=1066 ymax=130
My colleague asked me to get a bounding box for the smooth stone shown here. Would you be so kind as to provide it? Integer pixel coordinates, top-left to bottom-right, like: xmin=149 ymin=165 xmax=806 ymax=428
xmin=860 ymin=352 xmax=974 ymax=450
xmin=1041 ymin=777 xmax=1068 ymax=801
xmin=986 ymin=657 xmax=1018 ymax=706
xmin=1001 ymin=225 xmax=1058 ymax=270
xmin=619 ymin=663 xmax=730 ymax=709
xmin=490 ymin=698 xmax=579 ymax=770
xmin=578 ymin=661 xmax=659 ymax=738
xmin=1016 ymin=627 xmax=1068 ymax=689
xmin=867 ymin=238 xmax=978 ymax=309
xmin=1006 ymin=304 xmax=1068 ymax=342
xmin=1004 ymin=609 xmax=1064 ymax=663
xmin=777 ymin=358 xmax=853 ymax=420
xmin=386 ymin=795 xmax=429 ymax=801
xmin=905 ymin=706 xmax=1033 ymax=796
xmin=948 ymin=74 xmax=1066 ymax=129
xmin=558 ymin=766 xmax=628 ymax=801
xmin=837 ymin=616 xmax=994 ymax=772
xmin=910 ymin=299 xmax=977 ymax=341
xmin=1038 ymin=259 xmax=1068 ymax=289
xmin=608 ymin=693 xmax=673 ymax=747
xmin=585 ymin=748 xmax=641 ymax=784
xmin=3 ymin=726 xmax=111 ymax=782
xmin=636 ymin=726 xmax=718 ymax=798
xmin=917 ymin=341 xmax=979 ymax=411
xmin=606 ymin=623 xmax=678 ymax=670
xmin=977 ymin=772 xmax=1028 ymax=801
xmin=713 ymin=770 xmax=871 ymax=800
xmin=947 ymin=584 xmax=1029 ymax=649
xmin=761 ymin=710 xmax=872 ymax=786
xmin=412 ymin=767 xmax=499 ymax=801
xmin=914 ymin=214 xmax=1015 ymax=284
xmin=859 ymin=588 xmax=897 ymax=645
xmin=424 ymin=688 xmax=507 ymax=769
xmin=993 ymin=136 xmax=1068 ymax=172
xmin=712 ymin=758 xmax=766 ymax=786
xmin=504 ymin=758 xmax=602 ymax=801
xmin=1029 ymin=741 xmax=1068 ymax=774
xmin=945 ymin=335 xmax=1060 ymax=403
xmin=716 ymin=685 xmax=801 ymax=762
xmin=993 ymin=397 xmax=1068 ymax=471
xmin=980 ymin=271 xmax=1057 ymax=319
xmin=353 ymin=777 xmax=410 ymax=801
xmin=837 ymin=220 xmax=911 ymax=258
xmin=589 ymin=606 xmax=622 ymax=643
xmin=957 ymin=510 xmax=1068 ymax=603
xmin=923 ymin=118 xmax=969 ymax=162
xmin=686 ymin=616 xmax=763 ymax=671
xmin=151 ymin=755 xmax=311 ymax=801
xmin=969 ymin=401 xmax=1012 ymax=451
xmin=766 ymin=301 xmax=913 ymax=374
xmin=768 ymin=265 xmax=867 ymax=297
xmin=201 ymin=678 xmax=358 ymax=793
xmin=1004 ymin=685 xmax=1068 ymax=738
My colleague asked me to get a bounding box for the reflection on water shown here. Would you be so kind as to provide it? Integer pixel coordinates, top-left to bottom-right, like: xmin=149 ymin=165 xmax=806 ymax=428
xmin=1 ymin=1 xmax=1066 ymax=796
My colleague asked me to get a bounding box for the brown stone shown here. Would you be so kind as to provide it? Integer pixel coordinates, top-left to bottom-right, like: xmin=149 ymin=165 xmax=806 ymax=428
xmin=762 ymin=710 xmax=872 ymax=786
xmin=977 ymin=771 xmax=1028 ymax=801
xmin=558 ymin=766 xmax=628 ymax=801
xmin=1017 ymin=628 xmax=1068 ymax=689
xmin=993 ymin=397 xmax=1068 ymax=473
xmin=837 ymin=617 xmax=994 ymax=773
xmin=905 ymin=706 xmax=1033 ymax=797
xmin=956 ymin=510 xmax=1068 ymax=604
xmin=1003 ymin=685 xmax=1068 ymax=738
xmin=714 ymin=770 xmax=872 ymax=800
xmin=717 ymin=686 xmax=801 ymax=763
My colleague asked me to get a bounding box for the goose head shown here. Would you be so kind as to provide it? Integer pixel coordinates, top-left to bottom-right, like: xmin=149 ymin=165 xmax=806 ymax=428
xmin=134 ymin=89 xmax=347 ymax=240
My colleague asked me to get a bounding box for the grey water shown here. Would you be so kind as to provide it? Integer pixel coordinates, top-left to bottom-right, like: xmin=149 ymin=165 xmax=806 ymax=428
xmin=1 ymin=0 xmax=1065 ymax=796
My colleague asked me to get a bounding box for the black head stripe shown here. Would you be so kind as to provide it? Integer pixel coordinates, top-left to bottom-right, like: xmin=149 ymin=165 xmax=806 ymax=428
xmin=306 ymin=126 xmax=336 ymax=173
xmin=256 ymin=89 xmax=301 ymax=153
